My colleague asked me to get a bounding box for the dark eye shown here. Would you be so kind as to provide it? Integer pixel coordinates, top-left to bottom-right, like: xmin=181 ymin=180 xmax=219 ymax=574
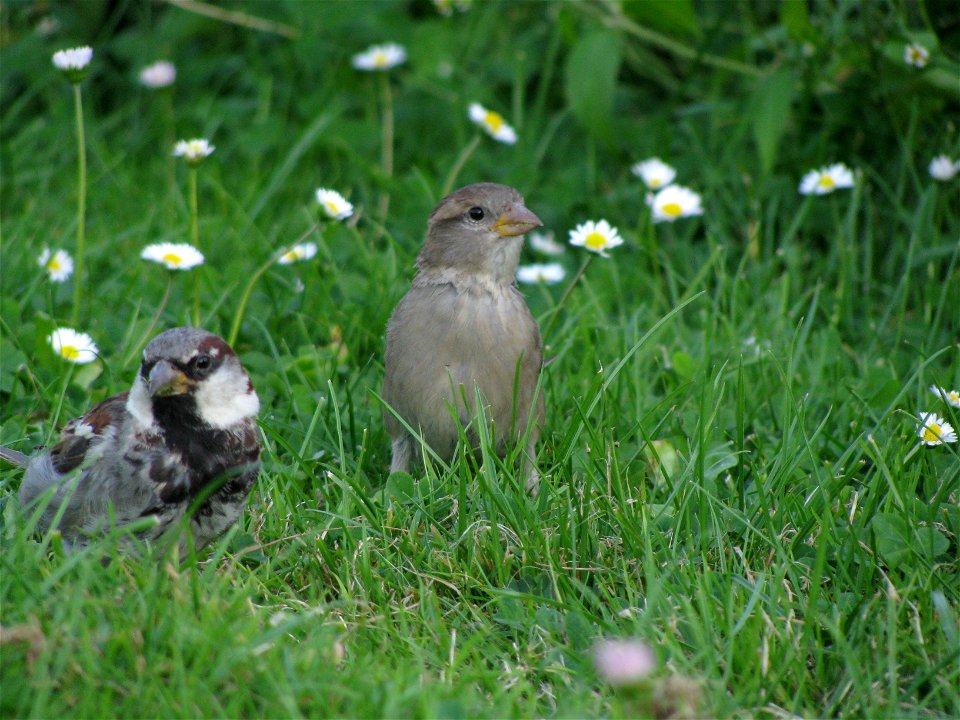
xmin=468 ymin=206 xmax=485 ymax=221
xmin=194 ymin=354 xmax=212 ymax=372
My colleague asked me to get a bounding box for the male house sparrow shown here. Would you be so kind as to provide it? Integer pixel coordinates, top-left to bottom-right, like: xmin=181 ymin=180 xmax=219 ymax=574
xmin=383 ymin=183 xmax=545 ymax=485
xmin=1 ymin=327 xmax=261 ymax=550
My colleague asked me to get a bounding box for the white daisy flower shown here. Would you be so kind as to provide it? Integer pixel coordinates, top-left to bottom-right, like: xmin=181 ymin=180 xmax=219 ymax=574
xmin=139 ymin=61 xmax=176 ymax=88
xmin=528 ymin=230 xmax=566 ymax=256
xmin=315 ymin=188 xmax=354 ymax=221
xmin=468 ymin=103 xmax=517 ymax=145
xmin=651 ymin=184 xmax=704 ymax=223
xmin=516 ymin=263 xmax=566 ymax=284
xmin=140 ymin=242 xmax=204 ymax=270
xmin=568 ymin=219 xmax=624 ymax=258
xmin=917 ymin=412 xmax=957 ymax=446
xmin=277 ymin=242 xmax=318 ymax=265
xmin=173 ymin=138 xmax=215 ymax=165
xmin=631 ymin=157 xmax=677 ymax=190
xmin=904 ymin=43 xmax=930 ymax=68
xmin=798 ymin=163 xmax=855 ymax=195
xmin=593 ymin=639 xmax=657 ymax=687
xmin=928 ymin=155 xmax=960 ymax=182
xmin=351 ymin=43 xmax=407 ymax=71
xmin=37 ymin=248 xmax=74 ymax=282
xmin=48 ymin=327 xmax=98 ymax=364
xmin=52 ymin=46 xmax=93 ymax=82
xmin=930 ymin=385 xmax=960 ymax=409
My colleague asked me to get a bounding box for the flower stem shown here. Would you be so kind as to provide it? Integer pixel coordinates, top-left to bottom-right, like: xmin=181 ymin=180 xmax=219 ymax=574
xmin=376 ymin=72 xmax=394 ymax=233
xmin=70 ymin=83 xmax=87 ymax=325
xmin=124 ymin=274 xmax=173 ymax=367
xmin=189 ymin=166 xmax=200 ymax=325
xmin=442 ymin=134 xmax=481 ymax=197
xmin=540 ymin=254 xmax=592 ymax=343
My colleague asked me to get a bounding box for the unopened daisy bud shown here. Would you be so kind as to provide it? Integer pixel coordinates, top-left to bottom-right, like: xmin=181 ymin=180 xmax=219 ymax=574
xmin=140 ymin=61 xmax=176 ymax=88
xmin=517 ymin=263 xmax=566 ymax=284
xmin=173 ymin=138 xmax=215 ymax=166
xmin=469 ymin=103 xmax=517 ymax=145
xmin=651 ymin=184 xmax=704 ymax=223
xmin=52 ymin=46 xmax=93 ymax=83
xmin=38 ymin=248 xmax=74 ymax=282
xmin=141 ymin=242 xmax=204 ymax=270
xmin=277 ymin=242 xmax=318 ymax=265
xmin=352 ymin=43 xmax=407 ymax=71
xmin=928 ymin=155 xmax=959 ymax=182
xmin=593 ymin=639 xmax=657 ymax=687
xmin=315 ymin=188 xmax=354 ymax=221
xmin=48 ymin=327 xmax=99 ymax=364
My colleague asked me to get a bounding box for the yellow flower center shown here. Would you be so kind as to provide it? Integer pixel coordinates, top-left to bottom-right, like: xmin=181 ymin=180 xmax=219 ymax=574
xmin=281 ymin=250 xmax=298 ymax=262
xmin=661 ymin=202 xmax=683 ymax=217
xmin=47 ymin=258 xmax=61 ymax=271
xmin=584 ymin=232 xmax=607 ymax=250
xmin=162 ymin=253 xmax=183 ymax=266
xmin=649 ymin=178 xmax=662 ymax=188
xmin=60 ymin=345 xmax=80 ymax=361
xmin=373 ymin=52 xmax=388 ymax=67
xmin=922 ymin=423 xmax=943 ymax=443
xmin=948 ymin=392 xmax=959 ymax=405
xmin=485 ymin=111 xmax=504 ymax=132
xmin=324 ymin=200 xmax=340 ymax=216
xmin=818 ymin=175 xmax=836 ymax=189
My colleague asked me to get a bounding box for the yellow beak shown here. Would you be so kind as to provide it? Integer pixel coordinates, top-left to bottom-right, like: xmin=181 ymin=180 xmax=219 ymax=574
xmin=493 ymin=203 xmax=543 ymax=237
xmin=148 ymin=360 xmax=194 ymax=397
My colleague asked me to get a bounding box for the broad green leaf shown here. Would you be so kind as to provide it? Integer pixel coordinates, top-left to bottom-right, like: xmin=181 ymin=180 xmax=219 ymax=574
xmin=751 ymin=69 xmax=796 ymax=176
xmin=872 ymin=512 xmax=911 ymax=567
xmin=565 ymin=30 xmax=622 ymax=142
xmin=623 ymin=0 xmax=701 ymax=39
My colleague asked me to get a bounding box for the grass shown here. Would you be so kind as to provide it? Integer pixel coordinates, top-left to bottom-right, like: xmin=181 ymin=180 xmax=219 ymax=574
xmin=1 ymin=1 xmax=958 ymax=717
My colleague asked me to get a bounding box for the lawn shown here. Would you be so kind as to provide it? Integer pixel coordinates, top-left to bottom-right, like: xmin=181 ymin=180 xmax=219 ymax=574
xmin=1 ymin=1 xmax=958 ymax=717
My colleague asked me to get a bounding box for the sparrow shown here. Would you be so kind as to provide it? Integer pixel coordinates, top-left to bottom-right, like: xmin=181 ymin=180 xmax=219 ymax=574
xmin=1 ymin=327 xmax=261 ymax=550
xmin=383 ymin=182 xmax=545 ymax=486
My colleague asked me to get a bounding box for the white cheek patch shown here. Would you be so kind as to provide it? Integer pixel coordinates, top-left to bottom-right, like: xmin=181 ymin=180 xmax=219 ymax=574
xmin=125 ymin=377 xmax=156 ymax=428
xmin=194 ymin=363 xmax=260 ymax=429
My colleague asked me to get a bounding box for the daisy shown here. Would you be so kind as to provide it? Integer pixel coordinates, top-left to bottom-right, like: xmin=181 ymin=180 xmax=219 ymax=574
xmin=528 ymin=230 xmax=566 ymax=256
xmin=141 ymin=242 xmax=204 ymax=270
xmin=315 ymin=188 xmax=354 ymax=221
xmin=916 ymin=412 xmax=957 ymax=446
xmin=468 ymin=103 xmax=517 ymax=145
xmin=593 ymin=639 xmax=656 ymax=687
xmin=930 ymin=385 xmax=960 ymax=409
xmin=48 ymin=327 xmax=99 ymax=364
xmin=568 ymin=219 xmax=624 ymax=257
xmin=798 ymin=163 xmax=855 ymax=195
xmin=277 ymin=242 xmax=318 ymax=265
xmin=928 ymin=155 xmax=960 ymax=182
xmin=173 ymin=138 xmax=215 ymax=165
xmin=904 ymin=43 xmax=930 ymax=68
xmin=351 ymin=43 xmax=407 ymax=71
xmin=631 ymin=157 xmax=677 ymax=190
xmin=650 ymin=184 xmax=704 ymax=223
xmin=139 ymin=61 xmax=176 ymax=88
xmin=37 ymin=248 xmax=74 ymax=282
xmin=52 ymin=46 xmax=93 ymax=82
xmin=516 ymin=263 xmax=566 ymax=284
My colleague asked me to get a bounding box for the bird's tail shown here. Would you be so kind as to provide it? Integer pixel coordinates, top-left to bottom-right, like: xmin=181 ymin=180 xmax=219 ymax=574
xmin=0 ymin=446 xmax=30 ymax=467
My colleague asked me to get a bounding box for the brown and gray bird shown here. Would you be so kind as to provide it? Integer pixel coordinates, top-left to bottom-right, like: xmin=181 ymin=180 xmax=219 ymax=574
xmin=383 ymin=182 xmax=545 ymax=486
xmin=1 ymin=327 xmax=261 ymax=550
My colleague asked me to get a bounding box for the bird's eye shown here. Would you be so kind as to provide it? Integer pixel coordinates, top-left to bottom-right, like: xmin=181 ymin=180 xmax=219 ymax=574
xmin=468 ymin=206 xmax=485 ymax=221
xmin=194 ymin=354 xmax=212 ymax=372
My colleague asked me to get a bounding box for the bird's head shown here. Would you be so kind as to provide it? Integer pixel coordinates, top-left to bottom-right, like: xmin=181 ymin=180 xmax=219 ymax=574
xmin=126 ymin=327 xmax=260 ymax=431
xmin=418 ymin=183 xmax=543 ymax=285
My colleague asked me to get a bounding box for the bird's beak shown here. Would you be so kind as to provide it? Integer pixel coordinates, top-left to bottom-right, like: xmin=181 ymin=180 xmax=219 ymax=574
xmin=493 ymin=203 xmax=543 ymax=237
xmin=148 ymin=359 xmax=194 ymax=397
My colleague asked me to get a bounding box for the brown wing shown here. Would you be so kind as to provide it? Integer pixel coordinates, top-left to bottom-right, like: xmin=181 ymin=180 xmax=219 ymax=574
xmin=49 ymin=392 xmax=130 ymax=474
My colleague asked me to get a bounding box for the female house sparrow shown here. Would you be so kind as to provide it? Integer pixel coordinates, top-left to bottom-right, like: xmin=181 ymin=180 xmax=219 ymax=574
xmin=1 ymin=327 xmax=261 ymax=550
xmin=383 ymin=183 xmax=545 ymax=485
